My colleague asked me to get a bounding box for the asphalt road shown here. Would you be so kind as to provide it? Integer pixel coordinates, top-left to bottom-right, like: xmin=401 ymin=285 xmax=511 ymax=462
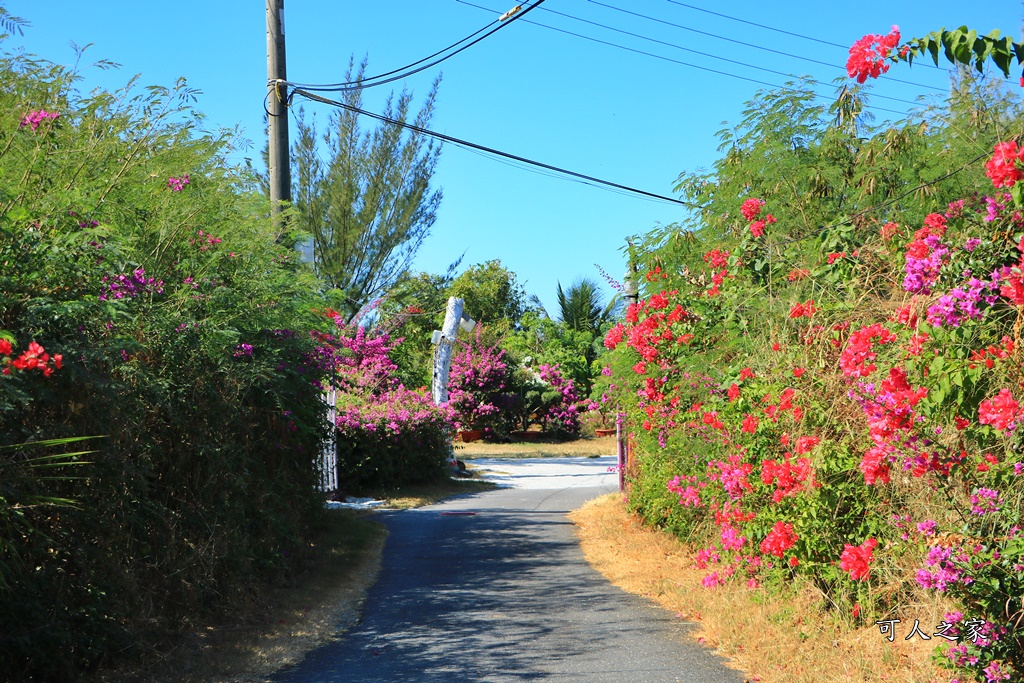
xmin=272 ymin=457 xmax=743 ymax=683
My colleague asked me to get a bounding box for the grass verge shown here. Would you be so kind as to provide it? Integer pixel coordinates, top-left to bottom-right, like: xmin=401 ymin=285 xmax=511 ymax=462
xmin=570 ymin=493 xmax=954 ymax=683
xmin=362 ymin=474 xmax=497 ymax=509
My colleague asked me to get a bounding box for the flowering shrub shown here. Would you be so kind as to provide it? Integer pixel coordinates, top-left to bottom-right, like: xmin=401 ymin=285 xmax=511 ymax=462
xmin=605 ymin=120 xmax=1024 ymax=680
xmin=335 ymin=386 xmax=455 ymax=489
xmin=448 ymin=333 xmax=518 ymax=438
xmin=0 ymin=49 xmax=334 ymax=678
xmin=534 ymin=363 xmax=582 ymax=439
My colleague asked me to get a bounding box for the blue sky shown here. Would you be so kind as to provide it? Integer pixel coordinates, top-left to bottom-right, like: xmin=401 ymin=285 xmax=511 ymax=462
xmin=4 ymin=1 xmax=1021 ymax=315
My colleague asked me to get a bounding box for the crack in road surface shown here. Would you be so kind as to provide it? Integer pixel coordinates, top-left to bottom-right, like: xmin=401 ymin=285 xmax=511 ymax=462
xmin=272 ymin=456 xmax=742 ymax=682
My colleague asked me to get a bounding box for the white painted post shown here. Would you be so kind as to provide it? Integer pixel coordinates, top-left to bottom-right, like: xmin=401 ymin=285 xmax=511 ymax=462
xmin=431 ymin=297 xmax=464 ymax=404
xmin=320 ymin=385 xmax=338 ymax=493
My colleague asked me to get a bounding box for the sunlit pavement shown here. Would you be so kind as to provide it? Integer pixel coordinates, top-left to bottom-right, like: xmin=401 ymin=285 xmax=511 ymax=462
xmin=273 ymin=458 xmax=742 ymax=683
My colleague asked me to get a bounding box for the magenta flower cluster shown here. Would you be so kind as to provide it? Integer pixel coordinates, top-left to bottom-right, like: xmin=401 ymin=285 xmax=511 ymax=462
xmin=903 ymin=233 xmax=949 ymax=295
xmin=99 ymin=268 xmax=164 ymax=301
xmin=915 ymin=545 xmax=969 ymax=592
xmin=167 ymin=174 xmax=191 ymax=191
xmin=334 ymin=325 xmax=400 ymax=396
xmin=448 ymin=337 xmax=516 ymax=434
xmin=925 ymin=275 xmax=1000 ymax=327
xmin=20 ymin=109 xmax=60 ymax=131
xmin=537 ymin=363 xmax=582 ymax=438
xmin=336 ymin=386 xmax=454 ymax=436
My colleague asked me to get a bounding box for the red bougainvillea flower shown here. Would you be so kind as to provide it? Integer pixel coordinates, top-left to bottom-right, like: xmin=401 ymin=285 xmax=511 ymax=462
xmin=860 ymin=445 xmax=891 ymax=485
xmin=881 ymin=221 xmax=900 ymax=240
xmin=789 ymin=300 xmax=818 ymax=319
xmin=739 ymin=367 xmax=755 ymax=381
xmin=839 ymin=538 xmax=878 ymax=580
xmin=760 ymin=521 xmax=798 ymax=558
xmin=792 ymin=367 xmax=806 ymax=378
xmin=827 ymin=252 xmax=847 ymax=265
xmin=603 ymin=323 xmax=625 ymax=349
xmin=794 ymin=436 xmax=820 ymax=455
xmin=0 ymin=339 xmax=11 ymax=356
xmin=741 ymin=414 xmax=759 ymax=433
xmin=749 ymin=219 xmax=766 ymax=238
xmin=727 ymin=383 xmax=741 ymax=402
xmin=847 ymin=26 xmax=900 ymax=83
xmin=840 ymin=323 xmax=896 ymax=378
xmin=985 ymin=140 xmax=1024 ymax=189
xmin=978 ymin=388 xmax=1021 ymax=432
xmin=1000 ymin=267 xmax=1024 ymax=306
xmin=788 ymin=268 xmax=809 ymax=281
xmin=740 ymin=198 xmax=765 ymax=221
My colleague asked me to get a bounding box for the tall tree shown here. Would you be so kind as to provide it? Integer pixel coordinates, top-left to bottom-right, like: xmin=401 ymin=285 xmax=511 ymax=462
xmin=291 ymin=58 xmax=442 ymax=319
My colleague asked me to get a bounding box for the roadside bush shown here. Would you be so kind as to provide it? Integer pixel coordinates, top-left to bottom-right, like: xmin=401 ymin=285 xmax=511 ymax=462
xmin=448 ymin=331 xmax=519 ymax=439
xmin=335 ymin=386 xmax=454 ymax=490
xmin=605 ymin=67 xmax=1024 ymax=682
xmin=0 ymin=36 xmax=332 ymax=680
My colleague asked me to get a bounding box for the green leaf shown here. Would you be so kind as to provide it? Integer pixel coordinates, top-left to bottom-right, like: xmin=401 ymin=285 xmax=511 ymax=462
xmin=926 ymin=36 xmax=941 ymax=65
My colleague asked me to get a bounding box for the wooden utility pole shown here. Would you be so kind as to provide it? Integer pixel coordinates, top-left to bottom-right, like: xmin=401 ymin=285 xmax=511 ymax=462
xmin=266 ymin=0 xmax=291 ymax=222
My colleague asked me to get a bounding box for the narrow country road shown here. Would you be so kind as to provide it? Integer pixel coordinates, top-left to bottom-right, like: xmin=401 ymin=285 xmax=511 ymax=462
xmin=271 ymin=456 xmax=743 ymax=682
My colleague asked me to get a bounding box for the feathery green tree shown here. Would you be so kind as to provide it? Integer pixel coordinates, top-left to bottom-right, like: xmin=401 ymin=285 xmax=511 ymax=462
xmin=291 ymin=58 xmax=442 ymax=319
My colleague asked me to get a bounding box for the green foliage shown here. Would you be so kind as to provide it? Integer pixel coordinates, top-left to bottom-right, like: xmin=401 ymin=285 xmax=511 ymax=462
xmin=449 ymin=259 xmax=532 ymax=336
xmin=0 ymin=39 xmax=334 ymax=679
xmin=609 ymin=75 xmax=1024 ymax=681
xmin=900 ymin=27 xmax=1024 ymax=77
xmin=555 ymin=276 xmax=617 ymax=335
xmin=291 ymin=57 xmax=442 ymax=319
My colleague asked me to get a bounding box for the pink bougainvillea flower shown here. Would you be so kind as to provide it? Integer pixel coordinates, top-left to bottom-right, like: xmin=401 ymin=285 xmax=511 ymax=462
xmin=740 ymin=198 xmax=765 ymax=221
xmin=20 ymin=109 xmax=60 ymax=131
xmin=985 ymin=140 xmax=1024 ymax=189
xmin=759 ymin=521 xmax=798 ymax=558
xmin=978 ymin=388 xmax=1021 ymax=432
xmin=847 ymin=26 xmax=900 ymax=83
xmin=839 ymin=538 xmax=877 ymax=580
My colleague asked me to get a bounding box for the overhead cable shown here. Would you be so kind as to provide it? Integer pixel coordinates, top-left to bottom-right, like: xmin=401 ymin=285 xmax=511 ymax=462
xmin=454 ymin=0 xmax=911 ymax=117
xmin=289 ymin=88 xmax=700 ymax=208
xmin=585 ymin=0 xmax=944 ymax=92
xmin=287 ymin=0 xmax=545 ymax=92
xmin=662 ymin=0 xmax=943 ymax=70
xmin=515 ymin=2 xmax=926 ymax=106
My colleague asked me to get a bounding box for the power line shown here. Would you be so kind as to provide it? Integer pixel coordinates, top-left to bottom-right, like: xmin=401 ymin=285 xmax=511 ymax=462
xmin=454 ymin=0 xmax=911 ymax=117
xmin=287 ymin=0 xmax=546 ymax=92
xmin=585 ymin=0 xmax=945 ymax=92
xmin=286 ymin=20 xmax=499 ymax=90
xmin=289 ymin=88 xmax=700 ymax=207
xmin=519 ymin=2 xmax=927 ymax=106
xmin=662 ymin=0 xmax=943 ymax=70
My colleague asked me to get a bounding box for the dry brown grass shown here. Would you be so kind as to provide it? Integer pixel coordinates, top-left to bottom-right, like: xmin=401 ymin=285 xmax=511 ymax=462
xmin=571 ymin=493 xmax=955 ymax=683
xmin=456 ymin=434 xmax=617 ymax=459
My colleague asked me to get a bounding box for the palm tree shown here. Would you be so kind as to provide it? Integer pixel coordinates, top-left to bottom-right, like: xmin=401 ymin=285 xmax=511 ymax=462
xmin=555 ymin=277 xmax=617 ymax=336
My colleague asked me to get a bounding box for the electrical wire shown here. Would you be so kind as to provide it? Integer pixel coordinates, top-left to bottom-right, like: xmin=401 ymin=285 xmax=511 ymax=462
xmin=454 ymin=0 xmax=911 ymax=117
xmin=286 ymin=0 xmax=546 ymax=92
xmin=584 ymin=0 xmax=945 ymax=92
xmin=289 ymin=88 xmax=700 ymax=207
xmin=662 ymin=0 xmax=944 ymax=71
xmin=286 ymin=20 xmax=499 ymax=90
xmin=516 ymin=2 xmax=926 ymax=106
